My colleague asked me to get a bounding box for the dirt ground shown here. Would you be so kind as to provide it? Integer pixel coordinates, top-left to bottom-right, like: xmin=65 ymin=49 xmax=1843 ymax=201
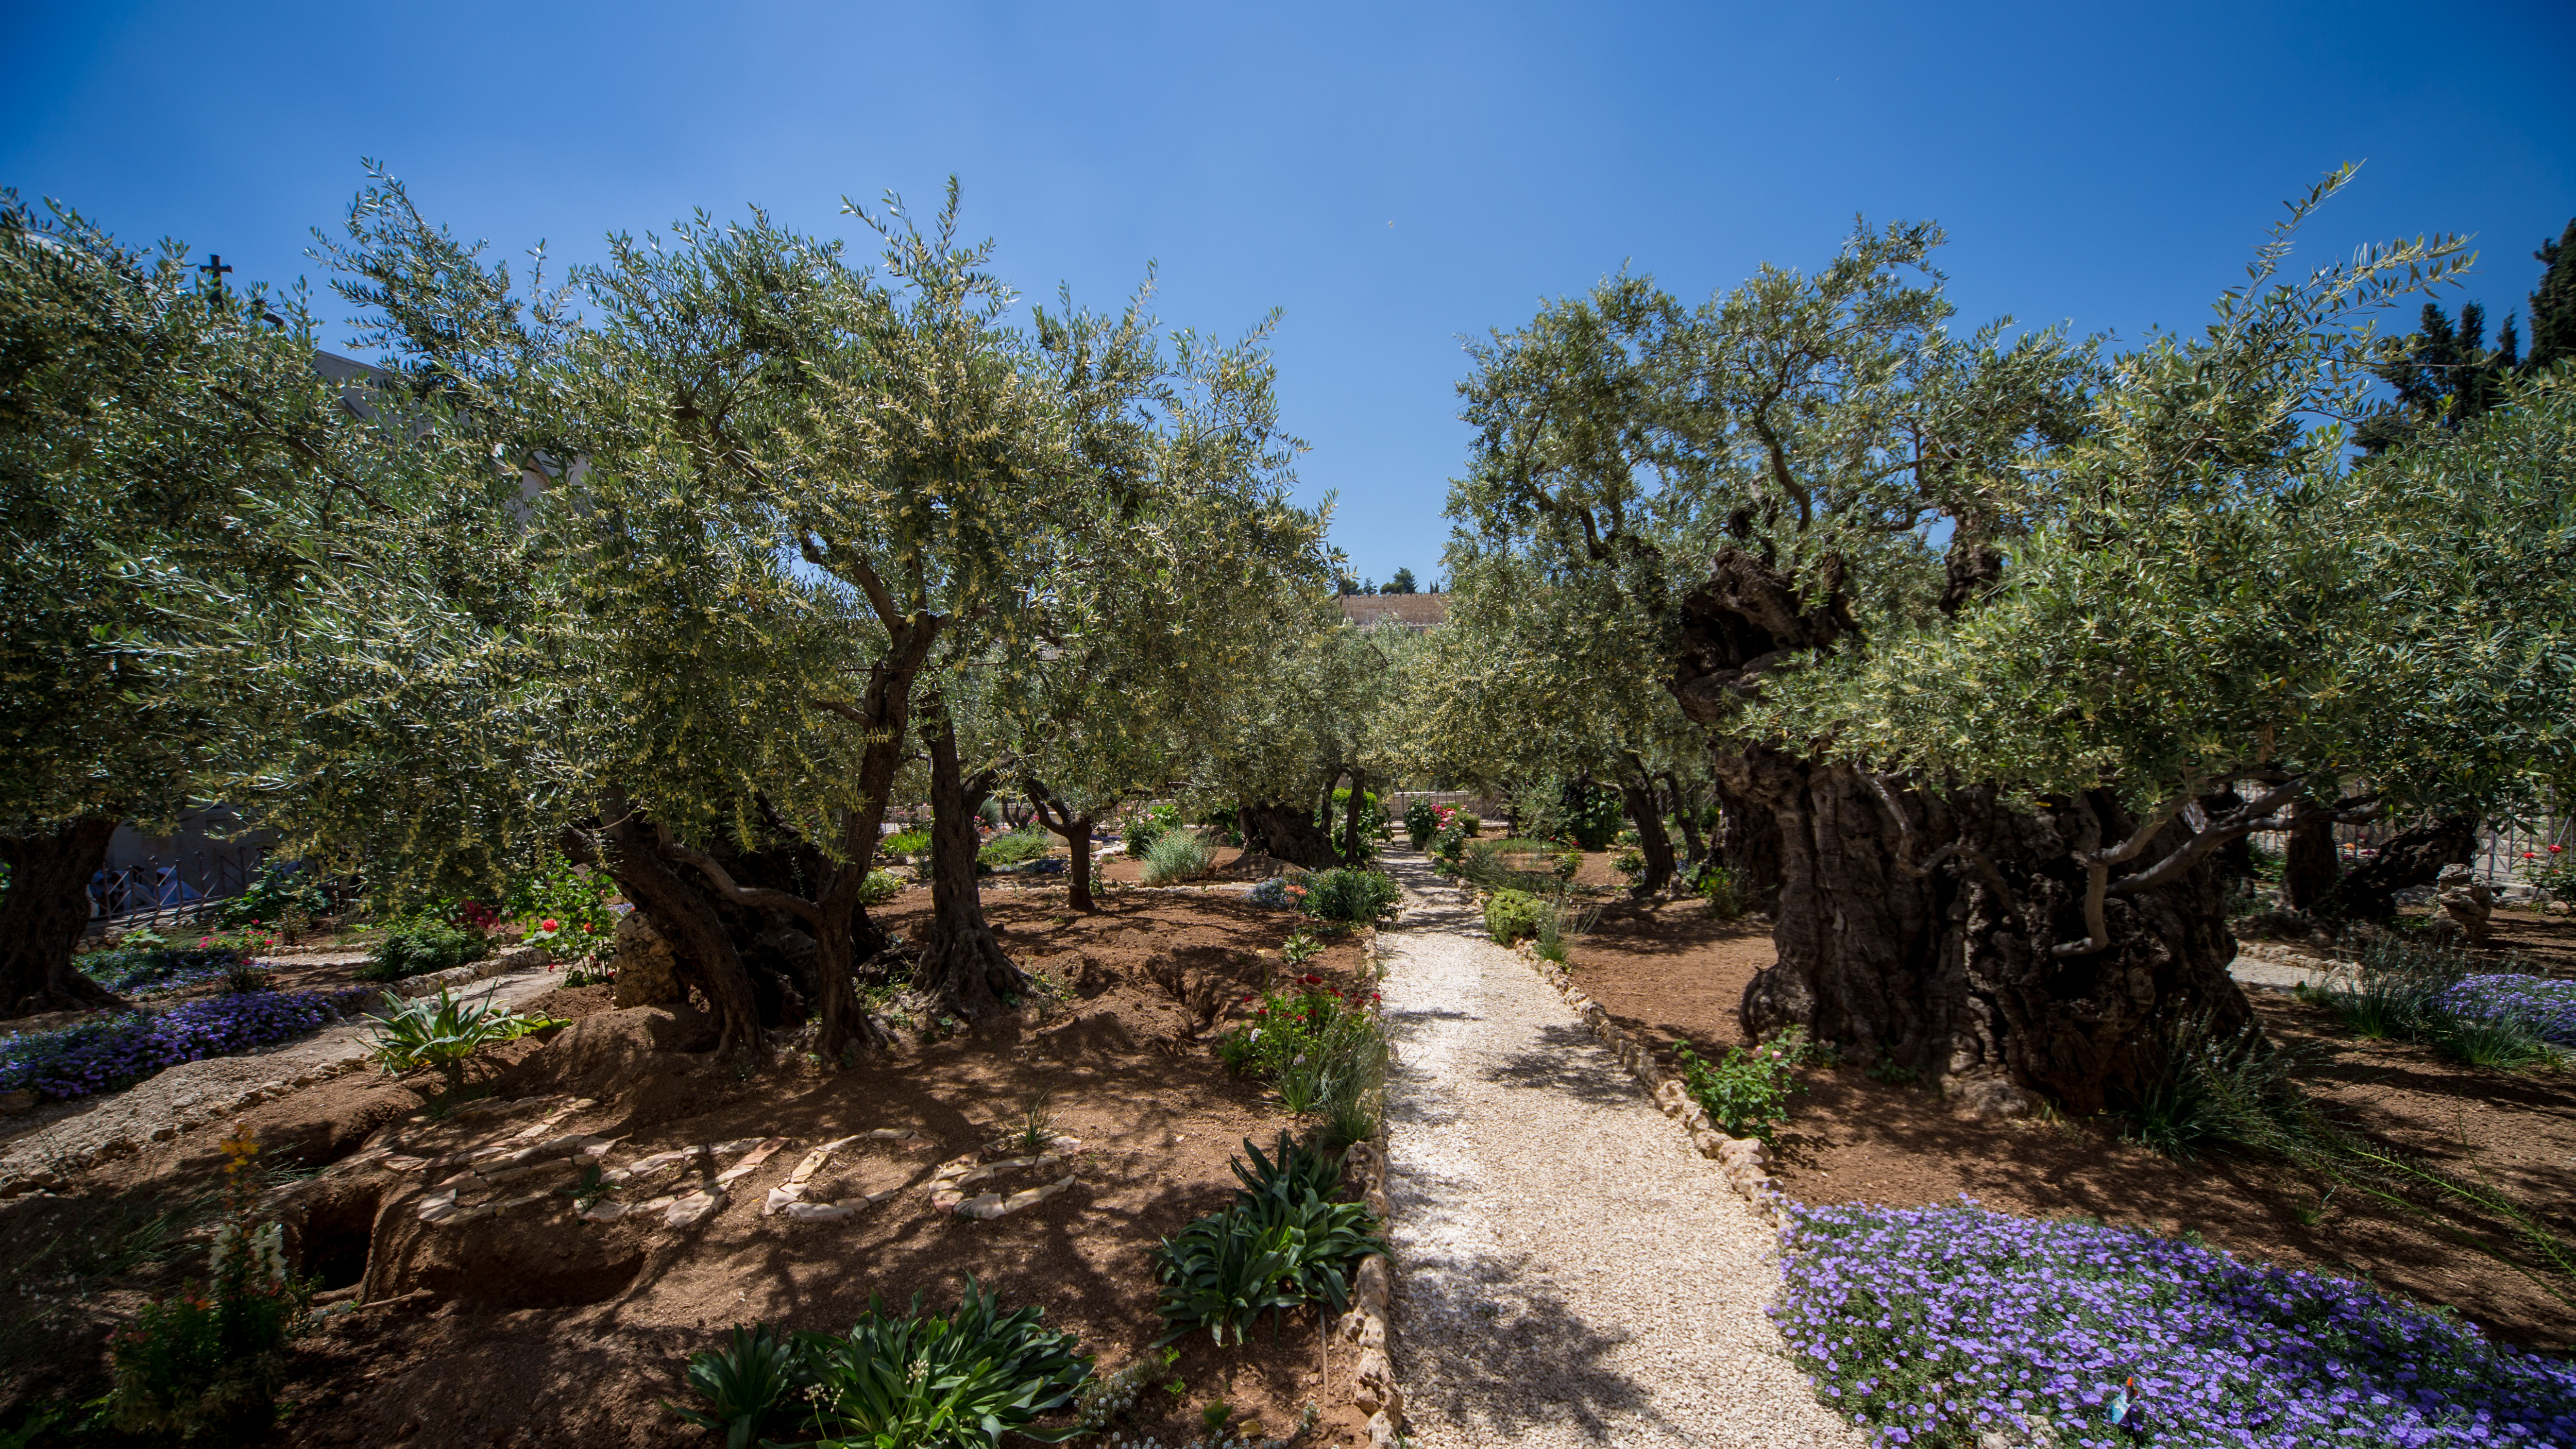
xmin=1562 ymin=896 xmax=2576 ymax=1351
xmin=1 ymin=884 xmax=1380 ymax=1447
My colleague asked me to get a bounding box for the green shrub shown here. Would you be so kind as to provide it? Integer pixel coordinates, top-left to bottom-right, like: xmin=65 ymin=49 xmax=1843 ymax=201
xmin=1557 ymin=783 xmax=1622 ymax=849
xmin=883 ymin=827 xmax=931 ymax=858
xmin=1123 ymin=804 xmax=1181 ymax=858
xmin=354 ymin=918 xmax=489 ymax=982
xmin=1217 ymin=983 xmax=1387 ymax=1139
xmin=503 ymin=852 xmax=616 ymax=956
xmin=1456 ymin=813 xmax=1481 ymax=839
xmin=857 ymin=868 xmax=904 ymax=905
xmin=78 ymin=939 xmax=249 ymax=995
xmin=1675 ymin=1027 xmax=1815 ymax=1142
xmin=1141 ymin=828 xmax=1215 ymax=884
xmin=1697 ymin=863 xmax=1748 ymax=920
xmin=796 ymin=1282 xmax=1091 ymax=1447
xmin=1300 ymin=867 xmax=1397 ymax=924
xmin=1153 ymin=1136 xmax=1385 ymax=1346
xmin=1613 ymin=846 xmax=1647 ymax=876
xmin=215 ymin=863 xmax=329 ymax=930
xmin=978 ymin=825 xmax=1054 ymax=869
xmin=1484 ymin=889 xmax=1546 ymax=945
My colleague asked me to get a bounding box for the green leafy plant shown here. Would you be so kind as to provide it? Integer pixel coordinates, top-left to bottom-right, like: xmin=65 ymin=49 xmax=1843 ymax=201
xmin=215 ymin=863 xmax=331 ymax=931
xmin=670 ymin=1323 xmax=813 ymax=1449
xmin=363 ymin=989 xmax=558 ymax=1099
xmin=1009 ymin=1087 xmax=1059 ymax=1156
xmin=795 ymin=1280 xmax=1092 ymax=1447
xmin=558 ymin=1164 xmax=620 ymax=1213
xmin=1696 ymin=863 xmax=1747 ymax=920
xmin=504 ymin=851 xmax=617 ymax=954
xmin=354 ymin=916 xmax=490 ymax=982
xmin=1279 ymin=929 xmax=1323 ymax=969
xmin=856 ymin=868 xmax=904 ymax=905
xmin=1675 ymin=1027 xmax=1815 ymax=1143
xmin=1154 ymin=1138 xmax=1385 ymax=1347
xmin=108 ymin=1125 xmax=311 ymax=1440
xmin=1141 ymin=828 xmax=1215 ymax=884
xmin=1483 ymin=889 xmax=1545 ymax=945
xmin=1122 ymin=804 xmax=1181 ymax=859
xmin=883 ymin=828 xmax=931 ymax=858
xmin=1613 ymin=846 xmax=1646 ymax=876
xmin=1300 ymin=867 xmax=1397 ymax=924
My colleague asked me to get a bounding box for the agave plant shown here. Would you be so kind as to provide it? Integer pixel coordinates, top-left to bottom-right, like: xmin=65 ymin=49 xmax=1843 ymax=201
xmin=1154 ymin=1135 xmax=1386 ymax=1345
xmin=362 ymin=989 xmax=555 ymax=1098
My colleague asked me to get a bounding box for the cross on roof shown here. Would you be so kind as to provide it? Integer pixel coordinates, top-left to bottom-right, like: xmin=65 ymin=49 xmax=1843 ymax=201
xmin=199 ymin=253 xmax=232 ymax=288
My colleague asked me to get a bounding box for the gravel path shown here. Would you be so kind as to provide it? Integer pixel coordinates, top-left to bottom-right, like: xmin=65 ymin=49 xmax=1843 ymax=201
xmin=1377 ymin=855 xmax=1862 ymax=1449
xmin=0 ymin=963 xmax=565 ymax=1186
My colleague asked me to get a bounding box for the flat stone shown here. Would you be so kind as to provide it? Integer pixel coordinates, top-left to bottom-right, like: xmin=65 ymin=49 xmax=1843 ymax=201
xmin=577 ymin=1200 xmax=628 ymax=1223
xmin=664 ymin=1188 xmax=724 ymax=1230
xmin=782 ymin=1201 xmax=854 ymax=1222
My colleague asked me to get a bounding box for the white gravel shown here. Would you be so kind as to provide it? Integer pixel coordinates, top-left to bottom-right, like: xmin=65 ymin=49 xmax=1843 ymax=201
xmin=1376 ymin=856 xmax=1864 ymax=1448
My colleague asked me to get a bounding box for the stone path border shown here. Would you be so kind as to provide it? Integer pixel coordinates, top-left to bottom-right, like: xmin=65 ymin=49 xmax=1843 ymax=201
xmin=1337 ymin=925 xmax=1403 ymax=1449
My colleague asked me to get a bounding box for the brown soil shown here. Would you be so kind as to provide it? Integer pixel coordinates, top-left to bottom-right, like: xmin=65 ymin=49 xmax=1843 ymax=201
xmin=3 ymin=888 xmax=1380 ymax=1447
xmin=1563 ymin=895 xmax=2576 ymax=1350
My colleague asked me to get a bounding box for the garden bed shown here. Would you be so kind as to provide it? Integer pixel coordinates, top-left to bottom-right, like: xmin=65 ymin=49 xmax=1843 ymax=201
xmin=2 ymin=889 xmax=1388 ymax=1448
xmin=1560 ymin=895 xmax=2576 ymax=1351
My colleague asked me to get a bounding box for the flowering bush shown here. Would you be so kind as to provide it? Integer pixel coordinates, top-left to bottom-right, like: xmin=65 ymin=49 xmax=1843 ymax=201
xmin=2516 ymin=842 xmax=2573 ymax=901
xmin=1217 ymin=978 xmax=1388 ymax=1140
xmin=214 ymin=862 xmax=330 ymax=930
xmin=355 ymin=916 xmax=489 ymax=981
xmin=2441 ymin=974 xmax=2576 ymax=1046
xmin=1247 ymin=875 xmax=1309 ymax=910
xmin=1299 ymin=867 xmax=1398 ymax=924
xmin=1774 ymin=1199 xmax=2576 ymax=1448
xmin=1675 ymin=1026 xmax=1814 ymax=1142
xmin=1404 ymin=798 xmax=1438 ymax=850
xmin=0 ymin=988 xmax=380 ymax=1100
xmin=110 ymin=1123 xmax=311 ymax=1438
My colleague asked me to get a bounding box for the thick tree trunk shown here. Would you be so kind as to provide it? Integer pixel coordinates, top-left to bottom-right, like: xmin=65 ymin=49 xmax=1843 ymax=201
xmin=2281 ymin=808 xmax=2341 ymax=912
xmin=1669 ymin=545 xmax=2248 ymax=1115
xmin=1341 ymin=767 xmax=1370 ymax=866
xmin=1238 ymin=800 xmax=1340 ymax=868
xmin=1664 ymin=772 xmax=1706 ymax=868
xmin=1025 ymin=785 xmax=1100 ymax=913
xmin=1724 ymin=751 xmax=2248 ymax=1114
xmin=915 ymin=717 xmax=1027 ymax=1017
xmin=0 ymin=816 xmax=124 ymax=1018
xmin=595 ymin=806 xmax=765 ymax=1060
xmin=1618 ymin=775 xmax=1677 ymax=897
xmin=2324 ymin=814 xmax=2479 ymax=921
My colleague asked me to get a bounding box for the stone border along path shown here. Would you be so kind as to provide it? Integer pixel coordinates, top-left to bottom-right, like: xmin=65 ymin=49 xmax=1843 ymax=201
xmin=0 ymin=954 xmax=567 ymax=1195
xmin=1375 ymin=852 xmax=1865 ymax=1449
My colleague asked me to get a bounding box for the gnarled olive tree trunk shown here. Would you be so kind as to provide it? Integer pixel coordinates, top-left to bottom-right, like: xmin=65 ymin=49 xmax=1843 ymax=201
xmin=2324 ymin=814 xmax=2478 ymax=921
xmin=1670 ymin=546 xmax=2250 ymax=1115
xmin=1237 ymin=800 xmax=1338 ymax=868
xmin=0 ymin=816 xmax=124 ymax=1018
xmin=1616 ymin=768 xmax=1676 ymax=897
xmin=914 ymin=715 xmax=1028 ymax=1018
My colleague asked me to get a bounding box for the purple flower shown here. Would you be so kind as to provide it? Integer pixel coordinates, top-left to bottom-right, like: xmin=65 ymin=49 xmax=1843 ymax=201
xmin=1775 ymin=1199 xmax=2576 ymax=1447
xmin=0 ymin=987 xmax=380 ymax=1101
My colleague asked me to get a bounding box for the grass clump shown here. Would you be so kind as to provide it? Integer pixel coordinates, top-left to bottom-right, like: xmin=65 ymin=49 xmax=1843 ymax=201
xmin=2307 ymin=933 xmax=2562 ymax=1070
xmin=978 ymin=825 xmax=1055 ymax=870
xmin=1141 ymin=828 xmax=1215 ymax=884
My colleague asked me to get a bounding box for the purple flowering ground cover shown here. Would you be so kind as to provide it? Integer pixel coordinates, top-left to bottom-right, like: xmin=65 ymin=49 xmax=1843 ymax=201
xmin=2441 ymin=974 xmax=2576 ymax=1045
xmin=1774 ymin=1199 xmax=2576 ymax=1447
xmin=0 ymin=987 xmax=380 ymax=1101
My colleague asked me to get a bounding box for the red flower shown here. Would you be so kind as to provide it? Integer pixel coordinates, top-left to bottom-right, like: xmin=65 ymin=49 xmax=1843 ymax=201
xmin=541 ymin=918 xmax=560 ymax=931
xmin=1301 ymin=974 xmax=1323 ymax=985
xmin=2553 ymin=844 xmax=2566 ymax=854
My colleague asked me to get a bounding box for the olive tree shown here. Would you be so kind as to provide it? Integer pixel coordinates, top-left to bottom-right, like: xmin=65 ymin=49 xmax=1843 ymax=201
xmin=0 ymin=194 xmax=376 ymax=1016
xmin=1452 ymin=169 xmax=2499 ymax=1112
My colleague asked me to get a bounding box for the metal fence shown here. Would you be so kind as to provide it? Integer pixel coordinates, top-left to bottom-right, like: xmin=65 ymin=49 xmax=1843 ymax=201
xmin=2243 ymin=803 xmax=2570 ymax=890
xmin=86 ymin=845 xmax=269 ymax=931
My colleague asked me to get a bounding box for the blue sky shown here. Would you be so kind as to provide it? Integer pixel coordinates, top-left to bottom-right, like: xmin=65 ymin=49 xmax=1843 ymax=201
xmin=6 ymin=2 xmax=2571 ymax=586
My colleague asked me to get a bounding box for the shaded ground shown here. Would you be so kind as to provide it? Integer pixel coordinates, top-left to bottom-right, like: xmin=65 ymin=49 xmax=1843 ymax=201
xmin=0 ymin=885 xmax=1377 ymax=1448
xmin=1561 ymin=894 xmax=2576 ymax=1351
